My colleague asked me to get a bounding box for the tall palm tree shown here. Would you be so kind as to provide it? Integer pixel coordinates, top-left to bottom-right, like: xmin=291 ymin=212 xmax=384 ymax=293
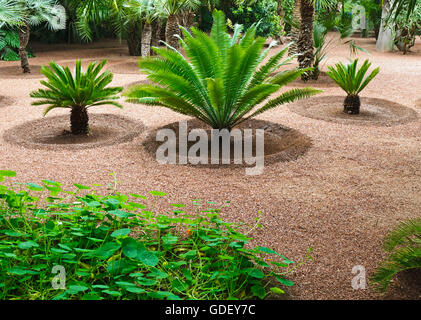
xmin=14 ymin=0 xmax=64 ymax=73
xmin=297 ymin=0 xmax=314 ymax=81
xmin=156 ymin=0 xmax=200 ymax=49
xmin=289 ymin=0 xmax=301 ymax=55
xmin=124 ymin=0 xmax=160 ymax=57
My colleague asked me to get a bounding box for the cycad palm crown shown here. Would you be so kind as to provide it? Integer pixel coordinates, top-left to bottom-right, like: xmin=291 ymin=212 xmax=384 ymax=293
xmin=125 ymin=10 xmax=321 ymax=130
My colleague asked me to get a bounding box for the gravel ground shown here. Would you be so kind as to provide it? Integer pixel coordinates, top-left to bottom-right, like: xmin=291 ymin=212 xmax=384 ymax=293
xmin=0 ymin=34 xmax=420 ymax=300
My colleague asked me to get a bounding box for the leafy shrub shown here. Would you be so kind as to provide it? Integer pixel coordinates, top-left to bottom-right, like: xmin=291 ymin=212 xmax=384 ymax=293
xmin=371 ymin=218 xmax=421 ymax=291
xmin=231 ymin=0 xmax=282 ymax=38
xmin=125 ymin=10 xmax=320 ymax=130
xmin=0 ymin=29 xmax=34 ymax=61
xmin=389 ymin=2 xmax=421 ymax=54
xmin=30 ymin=60 xmax=123 ymax=135
xmin=326 ymin=59 xmax=379 ymax=115
xmin=0 ymin=170 xmax=312 ymax=300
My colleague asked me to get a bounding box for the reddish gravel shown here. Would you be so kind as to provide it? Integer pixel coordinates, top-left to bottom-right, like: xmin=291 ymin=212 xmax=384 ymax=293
xmin=0 ymin=35 xmax=420 ymax=300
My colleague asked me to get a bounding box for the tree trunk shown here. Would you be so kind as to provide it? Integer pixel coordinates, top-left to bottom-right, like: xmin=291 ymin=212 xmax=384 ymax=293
xmin=289 ymin=0 xmax=301 ymax=55
xmin=127 ymin=23 xmax=142 ymax=56
xmin=376 ymin=0 xmax=395 ymax=52
xmin=297 ymin=0 xmax=314 ymax=82
xmin=18 ymin=23 xmax=31 ymax=74
xmin=165 ymin=14 xmax=180 ymax=49
xmin=70 ymin=107 xmax=89 ymax=135
xmin=275 ymin=0 xmax=285 ymax=44
xmin=184 ymin=10 xmax=195 ymax=32
xmin=344 ymin=95 xmax=361 ymax=114
xmin=141 ymin=22 xmax=152 ymax=57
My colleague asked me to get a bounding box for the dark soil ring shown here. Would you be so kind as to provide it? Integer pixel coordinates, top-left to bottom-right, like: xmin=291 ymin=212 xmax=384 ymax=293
xmin=281 ymin=71 xmax=336 ymax=88
xmin=3 ymin=113 xmax=145 ymax=150
xmin=0 ymin=95 xmax=15 ymax=107
xmin=142 ymin=118 xmax=312 ymax=168
xmin=415 ymin=98 xmax=421 ymax=109
xmin=0 ymin=65 xmax=44 ymax=79
xmin=288 ymin=96 xmax=418 ymax=126
xmin=107 ymin=61 xmax=141 ymax=74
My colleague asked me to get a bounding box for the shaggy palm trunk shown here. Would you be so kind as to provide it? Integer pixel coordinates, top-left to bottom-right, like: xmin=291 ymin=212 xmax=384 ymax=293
xmin=165 ymin=14 xmax=180 ymax=49
xmin=297 ymin=0 xmax=314 ymax=82
xmin=19 ymin=23 xmax=31 ymax=73
xmin=127 ymin=23 xmax=142 ymax=56
xmin=70 ymin=107 xmax=89 ymax=135
xmin=151 ymin=21 xmax=160 ymax=56
xmin=289 ymin=0 xmax=301 ymax=55
xmin=344 ymin=95 xmax=361 ymax=115
xmin=141 ymin=22 xmax=152 ymax=57
xmin=184 ymin=10 xmax=195 ymax=32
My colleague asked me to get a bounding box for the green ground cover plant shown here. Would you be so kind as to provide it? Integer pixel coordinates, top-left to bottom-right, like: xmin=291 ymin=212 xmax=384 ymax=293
xmin=0 ymin=170 xmax=312 ymax=300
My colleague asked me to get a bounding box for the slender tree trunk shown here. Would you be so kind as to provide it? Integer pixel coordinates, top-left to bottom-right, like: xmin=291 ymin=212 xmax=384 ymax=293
xmin=70 ymin=107 xmax=89 ymax=135
xmin=141 ymin=22 xmax=153 ymax=57
xmin=151 ymin=21 xmax=160 ymax=56
xmin=275 ymin=0 xmax=285 ymax=44
xmin=127 ymin=23 xmax=142 ymax=56
xmin=18 ymin=23 xmax=31 ymax=74
xmin=184 ymin=10 xmax=195 ymax=32
xmin=289 ymin=0 xmax=301 ymax=55
xmin=165 ymin=14 xmax=180 ymax=48
xmin=297 ymin=0 xmax=314 ymax=82
xmin=344 ymin=95 xmax=361 ymax=114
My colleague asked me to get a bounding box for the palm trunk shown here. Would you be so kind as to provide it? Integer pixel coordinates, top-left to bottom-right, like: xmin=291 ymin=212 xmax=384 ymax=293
xmin=18 ymin=23 xmax=31 ymax=74
xmin=165 ymin=14 xmax=180 ymax=49
xmin=127 ymin=23 xmax=142 ymax=56
xmin=297 ymin=0 xmax=314 ymax=82
xmin=185 ymin=10 xmax=195 ymax=32
xmin=275 ymin=0 xmax=285 ymax=44
xmin=289 ymin=0 xmax=301 ymax=55
xmin=70 ymin=107 xmax=89 ymax=135
xmin=141 ymin=22 xmax=152 ymax=57
xmin=344 ymin=95 xmax=361 ymax=114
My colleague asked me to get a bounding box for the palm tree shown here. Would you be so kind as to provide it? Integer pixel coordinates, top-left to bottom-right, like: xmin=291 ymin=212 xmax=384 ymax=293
xmin=124 ymin=0 xmax=161 ymax=57
xmin=124 ymin=10 xmax=321 ymax=130
xmin=0 ymin=0 xmax=22 ymax=28
xmin=297 ymin=0 xmax=314 ymax=81
xmin=9 ymin=0 xmax=65 ymax=73
xmin=156 ymin=0 xmax=200 ymax=49
xmin=30 ymin=60 xmax=123 ymax=135
xmin=289 ymin=0 xmax=301 ymax=55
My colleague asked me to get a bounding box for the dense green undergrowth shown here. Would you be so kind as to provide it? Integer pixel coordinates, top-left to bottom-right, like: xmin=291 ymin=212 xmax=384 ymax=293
xmin=0 ymin=170 xmax=312 ymax=300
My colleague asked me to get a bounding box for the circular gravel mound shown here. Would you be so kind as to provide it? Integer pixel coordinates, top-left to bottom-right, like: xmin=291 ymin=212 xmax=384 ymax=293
xmin=3 ymin=113 xmax=145 ymax=150
xmin=288 ymin=96 xmax=418 ymax=126
xmin=142 ymin=118 xmax=312 ymax=168
xmin=107 ymin=61 xmax=141 ymax=74
xmin=0 ymin=65 xmax=43 ymax=78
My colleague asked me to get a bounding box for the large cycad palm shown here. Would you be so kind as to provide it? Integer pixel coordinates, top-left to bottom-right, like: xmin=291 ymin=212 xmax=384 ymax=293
xmin=125 ymin=10 xmax=321 ymax=130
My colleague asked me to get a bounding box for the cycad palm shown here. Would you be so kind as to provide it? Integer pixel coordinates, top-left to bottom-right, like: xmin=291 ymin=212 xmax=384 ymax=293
xmin=326 ymin=59 xmax=380 ymax=114
xmin=371 ymin=218 xmax=421 ymax=292
xmin=30 ymin=60 xmax=123 ymax=135
xmin=124 ymin=10 xmax=321 ymax=130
